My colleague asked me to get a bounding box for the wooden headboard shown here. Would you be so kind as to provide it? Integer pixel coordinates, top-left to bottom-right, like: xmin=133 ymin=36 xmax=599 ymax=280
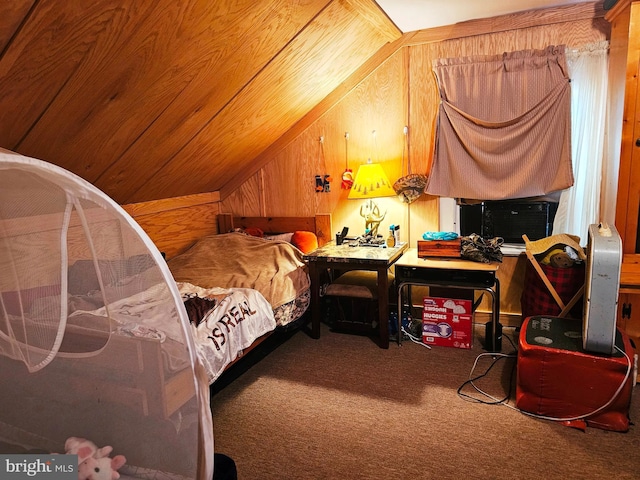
xmin=123 ymin=193 xmax=332 ymax=259
xmin=217 ymin=213 xmax=332 ymax=247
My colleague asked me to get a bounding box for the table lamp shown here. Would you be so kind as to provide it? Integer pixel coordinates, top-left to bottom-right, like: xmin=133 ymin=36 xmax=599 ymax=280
xmin=348 ymin=159 xmax=395 ymax=237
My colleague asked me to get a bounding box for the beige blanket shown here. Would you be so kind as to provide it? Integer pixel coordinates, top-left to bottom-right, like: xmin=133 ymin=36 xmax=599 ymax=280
xmin=167 ymin=233 xmax=310 ymax=309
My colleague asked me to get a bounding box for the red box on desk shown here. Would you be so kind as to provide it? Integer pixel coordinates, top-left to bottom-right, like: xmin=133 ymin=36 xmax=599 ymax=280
xmin=422 ymin=297 xmax=473 ymax=349
xmin=516 ymin=315 xmax=634 ymax=432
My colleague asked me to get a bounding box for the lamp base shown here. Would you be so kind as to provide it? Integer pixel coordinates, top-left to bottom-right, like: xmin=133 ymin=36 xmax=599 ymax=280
xmin=360 ymin=198 xmax=386 ymax=237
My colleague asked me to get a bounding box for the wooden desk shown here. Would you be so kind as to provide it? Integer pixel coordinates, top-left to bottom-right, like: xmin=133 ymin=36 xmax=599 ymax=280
xmin=394 ymin=249 xmax=501 ymax=352
xmin=304 ymin=241 xmax=408 ymax=349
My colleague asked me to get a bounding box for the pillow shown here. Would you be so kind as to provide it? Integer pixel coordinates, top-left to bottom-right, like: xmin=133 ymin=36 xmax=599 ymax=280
xmin=264 ymin=232 xmax=294 ymax=243
xmin=243 ymin=227 xmax=264 ymax=237
xmin=291 ymin=231 xmax=318 ymax=254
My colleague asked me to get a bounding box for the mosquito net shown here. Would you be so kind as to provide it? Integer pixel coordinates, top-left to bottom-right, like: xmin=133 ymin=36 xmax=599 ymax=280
xmin=0 ymin=149 xmax=213 ymax=479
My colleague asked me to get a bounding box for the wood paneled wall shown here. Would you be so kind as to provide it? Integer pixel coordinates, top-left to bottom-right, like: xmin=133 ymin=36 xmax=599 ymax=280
xmin=222 ymin=2 xmax=609 ymax=254
xmin=122 ymin=192 xmax=220 ymax=259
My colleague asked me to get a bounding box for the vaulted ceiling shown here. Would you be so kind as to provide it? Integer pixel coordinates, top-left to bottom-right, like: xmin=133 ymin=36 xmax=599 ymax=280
xmin=0 ymin=0 xmax=596 ymax=205
xmin=0 ymin=0 xmax=400 ymax=204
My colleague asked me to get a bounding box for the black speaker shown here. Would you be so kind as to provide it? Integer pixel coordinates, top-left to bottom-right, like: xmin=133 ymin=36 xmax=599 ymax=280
xmin=459 ymin=201 xmax=558 ymax=244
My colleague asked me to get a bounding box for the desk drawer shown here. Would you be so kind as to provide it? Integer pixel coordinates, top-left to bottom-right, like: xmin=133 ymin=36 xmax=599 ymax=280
xmin=396 ymin=265 xmax=495 ymax=287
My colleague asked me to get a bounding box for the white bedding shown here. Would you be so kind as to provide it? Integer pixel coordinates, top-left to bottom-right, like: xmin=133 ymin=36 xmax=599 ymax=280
xmin=178 ymin=282 xmax=276 ymax=384
xmin=67 ymin=280 xmax=276 ymax=384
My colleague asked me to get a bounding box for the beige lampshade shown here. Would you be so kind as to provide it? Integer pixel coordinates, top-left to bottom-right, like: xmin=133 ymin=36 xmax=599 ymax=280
xmin=348 ymin=162 xmax=396 ymax=199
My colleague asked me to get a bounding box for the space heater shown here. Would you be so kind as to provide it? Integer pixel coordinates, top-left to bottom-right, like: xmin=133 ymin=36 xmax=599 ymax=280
xmin=582 ymin=223 xmax=623 ymax=354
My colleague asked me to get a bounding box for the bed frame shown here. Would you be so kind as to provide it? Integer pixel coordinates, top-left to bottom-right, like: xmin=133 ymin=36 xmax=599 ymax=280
xmin=104 ymin=197 xmax=333 ymax=417
xmin=3 ymin=190 xmax=332 ymax=420
xmin=3 ymin=195 xmax=332 ymax=443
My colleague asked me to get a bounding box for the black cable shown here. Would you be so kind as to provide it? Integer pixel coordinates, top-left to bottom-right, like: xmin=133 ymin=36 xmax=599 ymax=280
xmin=457 ymin=351 xmax=517 ymax=405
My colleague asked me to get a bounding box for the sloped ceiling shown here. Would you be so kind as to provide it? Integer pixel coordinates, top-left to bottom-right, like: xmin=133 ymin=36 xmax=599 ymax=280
xmin=0 ymin=0 xmax=400 ymax=204
xmin=376 ymin=0 xmax=592 ymax=32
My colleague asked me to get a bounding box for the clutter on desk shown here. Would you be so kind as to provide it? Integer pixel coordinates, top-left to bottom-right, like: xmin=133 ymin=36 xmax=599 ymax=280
xmin=418 ymin=231 xmax=461 ymax=258
xmin=356 ymin=233 xmax=387 ymax=247
xmin=391 ymin=224 xmax=400 ymax=244
xmin=386 ymin=226 xmax=396 ymax=247
xmin=460 ymin=234 xmax=503 ymax=263
xmin=422 ymin=231 xmax=458 ymax=241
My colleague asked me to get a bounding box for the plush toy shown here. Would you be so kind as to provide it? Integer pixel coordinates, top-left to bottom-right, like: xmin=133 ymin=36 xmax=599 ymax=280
xmin=65 ymin=437 xmax=112 ymax=462
xmin=64 ymin=437 xmax=126 ymax=480
xmin=78 ymin=455 xmax=127 ymax=480
xmin=540 ymin=246 xmax=580 ymax=268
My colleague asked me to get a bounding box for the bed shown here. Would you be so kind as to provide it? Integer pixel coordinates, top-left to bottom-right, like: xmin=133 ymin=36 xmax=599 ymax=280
xmin=10 ymin=211 xmax=332 ymax=420
xmin=1 ymin=211 xmax=330 ymax=425
xmin=171 ymin=232 xmax=310 ymax=382
xmin=164 ymin=212 xmax=332 ymax=385
xmin=2 ymin=154 xmax=343 ymax=478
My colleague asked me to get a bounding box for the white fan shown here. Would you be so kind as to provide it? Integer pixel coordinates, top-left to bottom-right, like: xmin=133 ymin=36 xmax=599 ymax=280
xmin=582 ymin=223 xmax=622 ymax=354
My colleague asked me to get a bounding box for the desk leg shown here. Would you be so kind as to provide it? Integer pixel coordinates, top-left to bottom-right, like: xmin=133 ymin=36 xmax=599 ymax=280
xmin=397 ymin=283 xmax=409 ymax=346
xmin=309 ymin=263 xmax=321 ymax=339
xmin=493 ymin=279 xmax=501 ymax=352
xmin=482 ymin=280 xmax=501 ymax=352
xmin=377 ymin=267 xmax=389 ymax=349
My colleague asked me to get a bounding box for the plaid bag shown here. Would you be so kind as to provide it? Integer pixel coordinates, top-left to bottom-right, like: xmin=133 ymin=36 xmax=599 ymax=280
xmin=521 ymin=261 xmax=585 ymax=319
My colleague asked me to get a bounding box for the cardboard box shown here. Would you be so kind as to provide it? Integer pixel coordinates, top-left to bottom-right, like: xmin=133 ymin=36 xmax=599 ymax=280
xmin=417 ymin=239 xmax=461 ymax=258
xmin=422 ymin=296 xmax=473 ymax=349
xmin=423 ymin=296 xmax=472 ymax=315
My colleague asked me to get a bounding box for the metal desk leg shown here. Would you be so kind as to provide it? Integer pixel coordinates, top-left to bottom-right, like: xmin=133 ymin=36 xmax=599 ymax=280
xmin=397 ymin=282 xmax=410 ymax=346
xmin=377 ymin=267 xmax=390 ymax=349
xmin=309 ymin=262 xmax=321 ymax=339
xmin=396 ymin=280 xmax=500 ymax=350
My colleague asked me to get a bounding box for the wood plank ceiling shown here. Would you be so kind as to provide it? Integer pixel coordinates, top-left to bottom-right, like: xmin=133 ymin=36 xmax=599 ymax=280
xmin=0 ymin=0 xmax=400 ymax=204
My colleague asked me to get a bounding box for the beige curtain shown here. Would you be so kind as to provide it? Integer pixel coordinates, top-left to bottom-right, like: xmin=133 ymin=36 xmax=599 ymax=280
xmin=427 ymin=45 xmax=573 ymax=200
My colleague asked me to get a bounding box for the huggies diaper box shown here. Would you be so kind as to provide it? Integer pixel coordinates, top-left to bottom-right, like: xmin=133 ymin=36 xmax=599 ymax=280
xmin=422 ymin=297 xmax=473 ymax=349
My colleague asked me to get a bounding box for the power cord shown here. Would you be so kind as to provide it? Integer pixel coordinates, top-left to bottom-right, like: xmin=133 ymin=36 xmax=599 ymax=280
xmin=401 ymin=326 xmax=431 ymax=349
xmin=458 ymin=336 xmax=632 ymax=424
xmin=458 ymin=325 xmax=518 ymax=405
xmin=457 ymin=351 xmax=517 ymax=405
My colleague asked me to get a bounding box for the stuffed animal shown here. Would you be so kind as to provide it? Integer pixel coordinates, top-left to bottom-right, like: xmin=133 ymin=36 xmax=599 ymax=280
xmin=64 ymin=437 xmax=126 ymax=480
xmin=540 ymin=246 xmax=580 ymax=268
xmin=65 ymin=437 xmax=112 ymax=462
xmin=78 ymin=455 xmax=127 ymax=480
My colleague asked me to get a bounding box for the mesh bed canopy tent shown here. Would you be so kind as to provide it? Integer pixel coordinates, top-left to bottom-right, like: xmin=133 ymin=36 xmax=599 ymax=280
xmin=0 ymin=149 xmax=214 ymax=479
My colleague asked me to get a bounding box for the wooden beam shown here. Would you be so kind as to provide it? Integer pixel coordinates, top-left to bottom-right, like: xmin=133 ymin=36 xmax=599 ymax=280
xmin=401 ymin=1 xmax=606 ymax=46
xmin=121 ymin=192 xmax=220 ymax=217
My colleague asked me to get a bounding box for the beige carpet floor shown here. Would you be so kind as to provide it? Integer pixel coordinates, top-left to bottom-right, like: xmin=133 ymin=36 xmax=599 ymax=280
xmin=210 ymin=323 xmax=640 ymax=479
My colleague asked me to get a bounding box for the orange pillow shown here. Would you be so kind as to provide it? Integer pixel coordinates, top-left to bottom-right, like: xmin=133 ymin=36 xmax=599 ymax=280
xmin=244 ymin=227 xmax=264 ymax=237
xmin=291 ymin=231 xmax=318 ymax=253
